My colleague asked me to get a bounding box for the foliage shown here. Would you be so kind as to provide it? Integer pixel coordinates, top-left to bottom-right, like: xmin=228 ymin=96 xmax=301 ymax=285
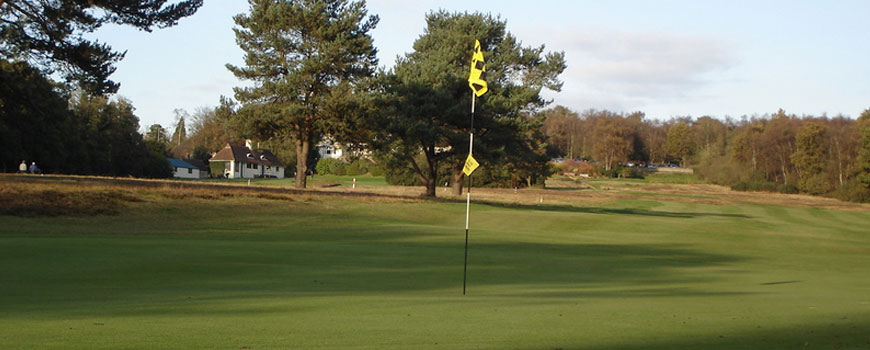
xmin=694 ymin=147 xmax=741 ymax=185
xmin=0 ymin=60 xmax=75 ymax=173
xmin=665 ymin=121 xmax=694 ymax=167
xmin=791 ymin=121 xmax=829 ymax=193
xmin=227 ymin=0 xmax=378 ymax=188
xmin=170 ymin=109 xmax=188 ymax=149
xmin=69 ymin=92 xmax=168 ymax=177
xmin=0 ymin=0 xmax=202 ymax=94
xmin=540 ymin=105 xmax=581 ymax=158
xmin=857 ymin=109 xmax=870 ymax=190
xmin=373 ymin=11 xmax=565 ymax=197
xmin=834 ymin=178 xmax=870 ymax=203
xmin=1 ymin=60 xmax=169 ymax=177
xmin=620 ymin=167 xmax=645 ymax=179
xmin=209 ymin=161 xmax=227 ymax=178
xmin=345 ymin=158 xmax=372 ymax=176
xmin=141 ymin=148 xmax=173 ymax=178
xmin=540 ymin=104 xmax=870 ymax=201
xmin=145 ymin=124 xmax=169 ymax=151
xmin=591 ymin=112 xmax=633 ymax=170
xmin=315 ymin=158 xmax=347 ymax=176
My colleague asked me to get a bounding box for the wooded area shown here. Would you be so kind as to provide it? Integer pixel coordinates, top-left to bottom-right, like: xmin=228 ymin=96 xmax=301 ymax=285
xmin=540 ymin=106 xmax=870 ymax=202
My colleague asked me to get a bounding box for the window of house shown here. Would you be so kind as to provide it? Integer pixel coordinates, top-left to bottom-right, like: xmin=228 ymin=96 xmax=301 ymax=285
xmin=253 ymin=163 xmax=258 ymax=169
xmin=246 ymin=163 xmax=252 ymax=169
xmin=188 ymin=168 xmax=193 ymax=174
xmin=174 ymin=167 xmax=178 ymax=172
xmin=276 ymin=167 xmax=280 ymax=172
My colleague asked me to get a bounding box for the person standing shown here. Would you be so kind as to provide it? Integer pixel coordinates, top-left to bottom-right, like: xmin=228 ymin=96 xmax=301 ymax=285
xmin=19 ymin=160 xmax=27 ymax=173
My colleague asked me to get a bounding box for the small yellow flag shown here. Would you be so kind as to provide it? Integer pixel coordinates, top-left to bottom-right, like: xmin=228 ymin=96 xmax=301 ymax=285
xmin=468 ymin=39 xmax=488 ymax=97
xmin=463 ymin=154 xmax=480 ymax=176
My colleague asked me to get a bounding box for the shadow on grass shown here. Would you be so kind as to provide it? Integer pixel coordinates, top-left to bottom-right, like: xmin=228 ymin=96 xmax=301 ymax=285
xmin=0 ymin=228 xmax=749 ymax=317
xmin=561 ymin=317 xmax=870 ymax=350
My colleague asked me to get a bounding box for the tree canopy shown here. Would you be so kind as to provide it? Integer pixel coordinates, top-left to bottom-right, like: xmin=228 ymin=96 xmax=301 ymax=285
xmin=375 ymin=11 xmax=565 ymax=197
xmin=227 ymin=0 xmax=378 ymax=188
xmin=0 ymin=0 xmax=202 ymax=94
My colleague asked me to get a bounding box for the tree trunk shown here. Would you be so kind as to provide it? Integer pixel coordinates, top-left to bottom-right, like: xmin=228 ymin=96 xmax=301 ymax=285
xmin=423 ymin=154 xmax=437 ymax=197
xmin=409 ymin=150 xmax=437 ymax=197
xmin=451 ymin=167 xmax=464 ymax=195
xmin=295 ymin=136 xmax=309 ymax=189
xmin=834 ymin=137 xmax=844 ymax=186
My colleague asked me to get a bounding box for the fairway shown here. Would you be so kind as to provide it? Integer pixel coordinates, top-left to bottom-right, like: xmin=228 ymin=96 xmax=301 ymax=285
xmin=1 ymin=176 xmax=869 ymax=349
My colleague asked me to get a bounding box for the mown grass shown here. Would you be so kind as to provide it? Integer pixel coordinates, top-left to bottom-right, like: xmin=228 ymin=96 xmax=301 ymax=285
xmin=1 ymin=175 xmax=869 ymax=349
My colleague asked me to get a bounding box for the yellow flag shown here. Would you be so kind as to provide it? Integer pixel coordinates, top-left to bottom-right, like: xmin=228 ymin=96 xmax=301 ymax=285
xmin=468 ymin=39 xmax=488 ymax=97
xmin=463 ymin=154 xmax=480 ymax=176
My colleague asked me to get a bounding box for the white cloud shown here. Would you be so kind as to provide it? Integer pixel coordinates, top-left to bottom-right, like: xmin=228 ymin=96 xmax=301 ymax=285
xmin=552 ymin=29 xmax=737 ymax=112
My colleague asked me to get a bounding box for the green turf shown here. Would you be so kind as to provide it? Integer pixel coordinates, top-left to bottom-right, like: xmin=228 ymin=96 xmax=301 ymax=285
xmin=1 ymin=193 xmax=869 ymax=349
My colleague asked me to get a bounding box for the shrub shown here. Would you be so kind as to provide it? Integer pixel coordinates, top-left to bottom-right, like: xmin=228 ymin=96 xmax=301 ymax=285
xmin=834 ymin=179 xmax=870 ymax=203
xmin=315 ymin=158 xmax=347 ymax=175
xmin=777 ymin=183 xmax=800 ymax=194
xmin=620 ymin=167 xmax=645 ymax=179
xmin=576 ymin=164 xmax=598 ymax=177
xmin=368 ymin=164 xmax=385 ymax=177
xmin=801 ymin=174 xmax=832 ymax=195
xmin=384 ymin=166 xmax=421 ymax=186
xmin=345 ymin=159 xmax=371 ymax=176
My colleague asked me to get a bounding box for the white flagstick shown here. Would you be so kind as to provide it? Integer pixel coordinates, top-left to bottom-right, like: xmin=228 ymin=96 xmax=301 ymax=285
xmin=463 ymin=92 xmax=475 ymax=295
xmin=465 ymin=133 xmax=473 ymax=230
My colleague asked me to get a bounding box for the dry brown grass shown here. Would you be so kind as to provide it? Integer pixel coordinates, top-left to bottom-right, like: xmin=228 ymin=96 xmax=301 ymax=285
xmin=314 ymin=176 xmax=870 ymax=211
xmin=2 ymin=173 xmax=867 ymax=217
xmin=0 ymin=174 xmax=419 ymax=217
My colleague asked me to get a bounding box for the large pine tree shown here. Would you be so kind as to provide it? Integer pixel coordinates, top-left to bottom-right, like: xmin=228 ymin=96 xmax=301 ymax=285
xmin=227 ymin=0 xmax=378 ymax=188
xmin=376 ymin=11 xmax=565 ymax=197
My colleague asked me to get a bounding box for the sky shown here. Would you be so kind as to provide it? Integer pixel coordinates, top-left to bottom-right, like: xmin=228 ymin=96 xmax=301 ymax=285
xmin=91 ymin=0 xmax=870 ymax=130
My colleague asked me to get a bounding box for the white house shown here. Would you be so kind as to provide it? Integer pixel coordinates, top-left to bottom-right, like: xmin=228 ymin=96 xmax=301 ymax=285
xmin=168 ymin=158 xmax=208 ymax=179
xmin=316 ymin=138 xmax=344 ymax=160
xmin=210 ymin=142 xmax=285 ymax=179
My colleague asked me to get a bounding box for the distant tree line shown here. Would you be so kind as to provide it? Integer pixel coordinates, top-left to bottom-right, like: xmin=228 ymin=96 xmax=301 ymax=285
xmin=0 ymin=61 xmax=171 ymax=177
xmin=540 ymin=106 xmax=870 ymax=202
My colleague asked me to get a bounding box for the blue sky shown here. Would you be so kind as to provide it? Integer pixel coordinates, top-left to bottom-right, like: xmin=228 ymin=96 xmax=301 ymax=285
xmin=92 ymin=0 xmax=870 ymax=129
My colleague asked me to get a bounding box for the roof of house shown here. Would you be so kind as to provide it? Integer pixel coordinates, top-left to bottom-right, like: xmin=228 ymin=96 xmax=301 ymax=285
xmin=210 ymin=144 xmax=284 ymax=167
xmin=168 ymin=158 xmax=204 ymax=170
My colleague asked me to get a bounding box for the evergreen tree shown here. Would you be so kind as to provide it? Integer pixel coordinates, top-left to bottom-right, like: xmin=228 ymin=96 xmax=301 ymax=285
xmin=145 ymin=124 xmax=169 ymax=151
xmin=227 ymin=0 xmax=378 ymax=188
xmin=0 ymin=60 xmax=75 ymax=173
xmin=171 ymin=109 xmax=188 ymax=149
xmin=1 ymin=0 xmax=202 ymax=94
xmin=375 ymin=11 xmax=565 ymax=197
